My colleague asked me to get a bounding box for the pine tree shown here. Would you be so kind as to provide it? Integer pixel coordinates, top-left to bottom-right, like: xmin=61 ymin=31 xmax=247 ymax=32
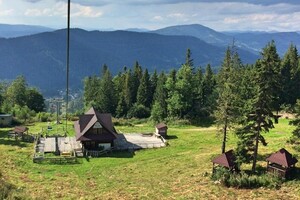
xmin=202 ymin=64 xmax=216 ymax=116
xmin=214 ymin=47 xmax=241 ymax=153
xmin=185 ymin=48 xmax=194 ymax=67
xmin=165 ymin=69 xmax=178 ymax=118
xmin=236 ymin=41 xmax=280 ymax=172
xmin=289 ymin=99 xmax=300 ymax=141
xmin=131 ymin=61 xmax=143 ymax=104
xmin=97 ymin=67 xmax=117 ymax=114
xmin=151 ymin=72 xmax=167 ymax=121
xmin=280 ymin=44 xmax=300 ymax=106
xmin=83 ymin=76 xmax=100 ymax=109
xmin=137 ymin=69 xmax=151 ymax=107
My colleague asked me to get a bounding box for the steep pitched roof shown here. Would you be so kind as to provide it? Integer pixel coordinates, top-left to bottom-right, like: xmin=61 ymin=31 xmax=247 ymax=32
xmin=155 ymin=123 xmax=167 ymax=129
xmin=14 ymin=126 xmax=28 ymax=133
xmin=266 ymin=148 xmax=298 ymax=167
xmin=75 ymin=107 xmax=117 ymax=141
xmin=212 ymin=150 xmax=236 ymax=168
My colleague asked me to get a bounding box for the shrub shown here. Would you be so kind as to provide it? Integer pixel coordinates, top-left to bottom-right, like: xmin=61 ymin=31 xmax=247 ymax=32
xmin=127 ymin=104 xmax=150 ymax=119
xmin=211 ymin=167 xmax=283 ymax=189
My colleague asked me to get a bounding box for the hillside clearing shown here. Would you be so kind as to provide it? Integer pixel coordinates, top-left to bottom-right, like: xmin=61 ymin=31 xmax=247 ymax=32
xmin=0 ymin=118 xmax=299 ymax=199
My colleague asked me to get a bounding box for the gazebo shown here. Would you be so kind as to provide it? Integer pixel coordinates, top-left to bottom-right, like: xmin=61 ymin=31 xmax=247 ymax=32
xmin=266 ymin=148 xmax=298 ymax=178
xmin=212 ymin=149 xmax=237 ymax=173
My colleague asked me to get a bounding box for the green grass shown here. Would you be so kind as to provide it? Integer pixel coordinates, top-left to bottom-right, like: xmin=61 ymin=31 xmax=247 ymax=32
xmin=0 ymin=119 xmax=299 ymax=199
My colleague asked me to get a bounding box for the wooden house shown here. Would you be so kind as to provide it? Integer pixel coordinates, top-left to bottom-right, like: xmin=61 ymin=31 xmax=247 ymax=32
xmin=0 ymin=114 xmax=12 ymax=126
xmin=266 ymin=148 xmax=298 ymax=178
xmin=212 ymin=150 xmax=237 ymax=173
xmin=74 ymin=107 xmax=118 ymax=152
xmin=155 ymin=123 xmax=168 ymax=138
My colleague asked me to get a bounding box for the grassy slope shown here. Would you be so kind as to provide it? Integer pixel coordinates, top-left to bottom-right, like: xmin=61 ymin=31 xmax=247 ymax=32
xmin=0 ymin=119 xmax=299 ymax=200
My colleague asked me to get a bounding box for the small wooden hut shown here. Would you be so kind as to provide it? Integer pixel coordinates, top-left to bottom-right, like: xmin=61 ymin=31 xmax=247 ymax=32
xmin=266 ymin=148 xmax=298 ymax=178
xmin=0 ymin=114 xmax=12 ymax=126
xmin=212 ymin=150 xmax=237 ymax=173
xmin=155 ymin=123 xmax=168 ymax=138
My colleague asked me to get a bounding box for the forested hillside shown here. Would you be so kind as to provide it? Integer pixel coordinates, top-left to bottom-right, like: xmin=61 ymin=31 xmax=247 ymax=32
xmin=0 ymin=28 xmax=257 ymax=96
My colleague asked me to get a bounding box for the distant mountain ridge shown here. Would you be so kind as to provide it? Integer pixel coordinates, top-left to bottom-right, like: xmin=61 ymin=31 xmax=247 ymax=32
xmin=0 ymin=23 xmax=54 ymax=38
xmin=0 ymin=28 xmax=257 ymax=96
xmin=151 ymin=24 xmax=234 ymax=47
xmin=0 ymin=23 xmax=299 ymax=96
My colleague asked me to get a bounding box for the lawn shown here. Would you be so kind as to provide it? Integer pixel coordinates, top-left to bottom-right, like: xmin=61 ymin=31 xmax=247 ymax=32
xmin=0 ymin=118 xmax=299 ymax=199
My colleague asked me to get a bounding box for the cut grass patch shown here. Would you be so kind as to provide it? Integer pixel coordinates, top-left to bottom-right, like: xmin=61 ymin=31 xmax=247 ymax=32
xmin=0 ymin=118 xmax=299 ymax=199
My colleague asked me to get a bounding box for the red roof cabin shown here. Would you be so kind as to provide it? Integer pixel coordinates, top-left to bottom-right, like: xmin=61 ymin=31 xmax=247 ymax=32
xmin=212 ymin=150 xmax=238 ymax=173
xmin=155 ymin=123 xmax=168 ymax=138
xmin=74 ymin=107 xmax=118 ymax=154
xmin=266 ymin=148 xmax=298 ymax=178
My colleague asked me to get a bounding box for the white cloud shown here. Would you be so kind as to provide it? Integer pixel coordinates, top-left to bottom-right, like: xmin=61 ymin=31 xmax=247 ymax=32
xmin=72 ymin=4 xmax=103 ymax=18
xmin=0 ymin=9 xmax=14 ymax=16
xmin=152 ymin=15 xmax=163 ymax=21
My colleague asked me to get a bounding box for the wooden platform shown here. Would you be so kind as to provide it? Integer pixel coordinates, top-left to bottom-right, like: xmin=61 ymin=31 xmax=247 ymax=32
xmin=115 ymin=133 xmax=166 ymax=150
xmin=43 ymin=137 xmax=82 ymax=153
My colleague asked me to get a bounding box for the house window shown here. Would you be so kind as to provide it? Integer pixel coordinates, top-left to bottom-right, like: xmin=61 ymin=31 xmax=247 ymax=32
xmin=93 ymin=122 xmax=103 ymax=134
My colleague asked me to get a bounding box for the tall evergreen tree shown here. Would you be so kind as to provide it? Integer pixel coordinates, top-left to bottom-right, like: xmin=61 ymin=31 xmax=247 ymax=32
xmin=214 ymin=47 xmax=241 ymax=153
xmin=131 ymin=61 xmax=143 ymax=104
xmin=280 ymin=44 xmax=300 ymax=105
xmin=97 ymin=67 xmax=117 ymax=114
xmin=185 ymin=48 xmax=194 ymax=67
xmin=137 ymin=69 xmax=151 ymax=107
xmin=151 ymin=72 xmax=167 ymax=121
xmin=202 ymin=64 xmax=216 ymax=116
xmin=236 ymin=41 xmax=280 ymax=172
xmin=165 ymin=69 xmax=178 ymax=118
xmin=83 ymin=76 xmax=100 ymax=109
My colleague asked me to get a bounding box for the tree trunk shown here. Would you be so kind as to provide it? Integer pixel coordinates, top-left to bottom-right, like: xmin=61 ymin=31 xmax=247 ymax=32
xmin=222 ymin=123 xmax=227 ymax=154
xmin=252 ymin=129 xmax=260 ymax=173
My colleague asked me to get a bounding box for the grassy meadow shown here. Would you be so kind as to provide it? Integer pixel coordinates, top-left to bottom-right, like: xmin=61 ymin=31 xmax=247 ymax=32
xmin=0 ymin=118 xmax=300 ymax=199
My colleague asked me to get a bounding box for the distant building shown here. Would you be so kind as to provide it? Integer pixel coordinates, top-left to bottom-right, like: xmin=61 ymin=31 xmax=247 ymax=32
xmin=0 ymin=114 xmax=12 ymax=126
xmin=74 ymin=107 xmax=118 ymax=152
xmin=155 ymin=123 xmax=168 ymax=138
xmin=266 ymin=148 xmax=298 ymax=178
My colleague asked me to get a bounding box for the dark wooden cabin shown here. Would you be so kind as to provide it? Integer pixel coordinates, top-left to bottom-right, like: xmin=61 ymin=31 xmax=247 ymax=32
xmin=74 ymin=107 xmax=118 ymax=152
xmin=212 ymin=150 xmax=237 ymax=173
xmin=155 ymin=123 xmax=168 ymax=138
xmin=266 ymin=148 xmax=298 ymax=178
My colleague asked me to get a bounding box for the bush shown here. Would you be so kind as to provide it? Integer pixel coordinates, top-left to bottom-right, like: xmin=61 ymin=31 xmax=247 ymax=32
xmin=211 ymin=167 xmax=283 ymax=189
xmin=127 ymin=104 xmax=150 ymax=119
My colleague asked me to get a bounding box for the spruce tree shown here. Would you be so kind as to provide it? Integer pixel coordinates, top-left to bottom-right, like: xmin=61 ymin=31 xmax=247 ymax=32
xmin=137 ymin=69 xmax=151 ymax=107
xmin=280 ymin=44 xmax=300 ymax=106
xmin=151 ymin=72 xmax=167 ymax=121
xmin=214 ymin=47 xmax=241 ymax=153
xmin=236 ymin=41 xmax=280 ymax=172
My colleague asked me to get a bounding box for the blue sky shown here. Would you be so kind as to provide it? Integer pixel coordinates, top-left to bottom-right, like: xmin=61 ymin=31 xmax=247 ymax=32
xmin=0 ymin=0 xmax=299 ymax=31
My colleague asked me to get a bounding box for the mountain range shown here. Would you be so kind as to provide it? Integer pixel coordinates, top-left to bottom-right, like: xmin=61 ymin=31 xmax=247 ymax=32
xmin=0 ymin=24 xmax=299 ymax=96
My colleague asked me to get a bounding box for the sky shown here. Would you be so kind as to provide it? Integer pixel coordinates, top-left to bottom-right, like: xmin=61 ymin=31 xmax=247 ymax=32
xmin=0 ymin=0 xmax=300 ymax=32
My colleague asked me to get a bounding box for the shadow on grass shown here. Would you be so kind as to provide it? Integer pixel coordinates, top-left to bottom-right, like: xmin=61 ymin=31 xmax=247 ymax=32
xmin=0 ymin=130 xmax=29 ymax=148
xmin=190 ymin=117 xmax=215 ymax=127
xmin=99 ymin=150 xmax=135 ymax=158
xmin=166 ymin=135 xmax=178 ymax=140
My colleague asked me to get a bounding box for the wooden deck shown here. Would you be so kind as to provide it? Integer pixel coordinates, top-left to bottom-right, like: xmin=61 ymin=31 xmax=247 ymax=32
xmin=43 ymin=137 xmax=82 ymax=153
xmin=115 ymin=133 xmax=166 ymax=150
